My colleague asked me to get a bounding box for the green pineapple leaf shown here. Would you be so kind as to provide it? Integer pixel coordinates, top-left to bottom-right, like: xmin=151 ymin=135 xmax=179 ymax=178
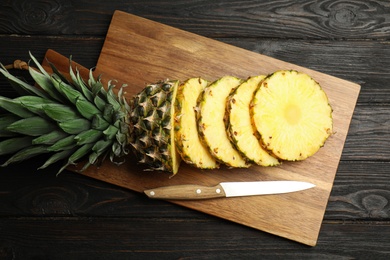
xmin=75 ymin=97 xmax=101 ymax=120
xmin=28 ymin=51 xmax=50 ymax=78
xmin=32 ymin=130 xmax=68 ymax=145
xmin=0 ymin=64 xmax=49 ymax=99
xmin=48 ymin=135 xmax=76 ymax=152
xmin=68 ymin=144 xmax=94 ymax=165
xmin=75 ymin=68 xmax=94 ymax=102
xmin=0 ymin=136 xmax=34 ymax=156
xmin=47 ymin=60 xmax=70 ymax=85
xmin=29 ymin=66 xmax=66 ymax=103
xmin=59 ymin=118 xmax=91 ymax=134
xmin=1 ymin=145 xmax=50 ymax=167
xmin=0 ymin=115 xmax=21 ymax=137
xmin=91 ymin=114 xmax=110 ymax=131
xmin=38 ymin=149 xmax=75 ymax=170
xmin=57 ymin=143 xmax=94 ymax=173
xmin=16 ymin=96 xmax=56 ymax=116
xmin=93 ymin=95 xmax=106 ymax=112
xmin=0 ymin=96 xmax=36 ymax=118
xmin=75 ymin=129 xmax=103 ymax=145
xmin=43 ymin=104 xmax=79 ymax=122
xmin=7 ymin=117 xmax=57 ymax=136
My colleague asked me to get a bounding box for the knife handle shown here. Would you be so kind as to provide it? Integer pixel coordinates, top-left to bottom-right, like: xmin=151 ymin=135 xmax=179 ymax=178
xmin=144 ymin=184 xmax=226 ymax=200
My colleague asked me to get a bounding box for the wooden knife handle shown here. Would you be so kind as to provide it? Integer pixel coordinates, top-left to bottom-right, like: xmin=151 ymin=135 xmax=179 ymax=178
xmin=144 ymin=184 xmax=226 ymax=200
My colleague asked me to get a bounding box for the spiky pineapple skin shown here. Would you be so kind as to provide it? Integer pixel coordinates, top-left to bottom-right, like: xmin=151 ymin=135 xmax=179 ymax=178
xmin=129 ymin=80 xmax=181 ymax=175
xmin=197 ymin=76 xmax=250 ymax=168
xmin=174 ymin=78 xmax=218 ymax=169
xmin=251 ymin=70 xmax=333 ymax=161
xmin=226 ymin=75 xmax=280 ymax=166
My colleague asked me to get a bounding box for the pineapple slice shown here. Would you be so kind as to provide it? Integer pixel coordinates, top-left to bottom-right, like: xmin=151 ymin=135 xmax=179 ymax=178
xmin=226 ymin=76 xmax=280 ymax=166
xmin=197 ymin=76 xmax=250 ymax=168
xmin=251 ymin=70 xmax=333 ymax=161
xmin=174 ymin=78 xmax=218 ymax=169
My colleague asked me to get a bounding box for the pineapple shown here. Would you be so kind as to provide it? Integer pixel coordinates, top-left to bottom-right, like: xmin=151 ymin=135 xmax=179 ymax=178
xmin=226 ymin=75 xmax=280 ymax=166
xmin=174 ymin=78 xmax=218 ymax=169
xmin=0 ymin=53 xmax=333 ymax=176
xmin=129 ymin=80 xmax=181 ymax=174
xmin=251 ymin=70 xmax=333 ymax=161
xmin=197 ymin=76 xmax=250 ymax=168
xmin=0 ymin=53 xmax=180 ymax=175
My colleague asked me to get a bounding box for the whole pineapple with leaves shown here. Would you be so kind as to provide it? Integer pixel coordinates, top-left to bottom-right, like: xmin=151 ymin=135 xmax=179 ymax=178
xmin=0 ymin=53 xmax=179 ymax=174
xmin=0 ymin=53 xmax=333 ymax=176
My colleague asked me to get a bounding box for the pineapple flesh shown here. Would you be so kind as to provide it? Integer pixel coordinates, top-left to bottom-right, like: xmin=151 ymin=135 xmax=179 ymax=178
xmin=226 ymin=76 xmax=280 ymax=166
xmin=174 ymin=78 xmax=218 ymax=169
xmin=197 ymin=76 xmax=250 ymax=168
xmin=251 ymin=70 xmax=333 ymax=161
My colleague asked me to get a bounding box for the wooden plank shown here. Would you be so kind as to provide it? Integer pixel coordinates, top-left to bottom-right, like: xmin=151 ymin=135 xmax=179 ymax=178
xmin=1 ymin=218 xmax=390 ymax=259
xmin=341 ymin=105 xmax=390 ymax=160
xmin=41 ymin=11 xmax=361 ymax=246
xmin=1 ymin=36 xmax=389 ymax=104
xmin=1 ymin=160 xmax=390 ymax=220
xmin=0 ymin=1 xmax=389 ymax=40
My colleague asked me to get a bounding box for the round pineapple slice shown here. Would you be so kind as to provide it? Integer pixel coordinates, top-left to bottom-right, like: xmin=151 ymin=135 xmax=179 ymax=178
xmin=251 ymin=70 xmax=333 ymax=161
xmin=197 ymin=76 xmax=250 ymax=168
xmin=226 ymin=75 xmax=280 ymax=166
xmin=174 ymin=78 xmax=218 ymax=169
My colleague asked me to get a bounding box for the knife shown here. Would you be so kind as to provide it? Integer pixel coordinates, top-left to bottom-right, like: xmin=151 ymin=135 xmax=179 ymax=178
xmin=144 ymin=181 xmax=315 ymax=200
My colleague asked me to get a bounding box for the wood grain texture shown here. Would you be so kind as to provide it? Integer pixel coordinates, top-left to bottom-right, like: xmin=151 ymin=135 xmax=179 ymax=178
xmin=342 ymin=105 xmax=390 ymax=160
xmin=0 ymin=36 xmax=103 ymax=67
xmin=0 ymin=0 xmax=389 ymax=40
xmin=39 ymin=11 xmax=359 ymax=246
xmin=0 ymin=160 xmax=389 ymax=220
xmin=1 ymin=218 xmax=390 ymax=259
xmin=1 ymin=37 xmax=389 ymax=104
xmin=0 ymin=0 xmax=389 ymax=257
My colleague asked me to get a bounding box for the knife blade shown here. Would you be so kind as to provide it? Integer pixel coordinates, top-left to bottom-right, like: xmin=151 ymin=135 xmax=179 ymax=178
xmin=144 ymin=181 xmax=315 ymax=200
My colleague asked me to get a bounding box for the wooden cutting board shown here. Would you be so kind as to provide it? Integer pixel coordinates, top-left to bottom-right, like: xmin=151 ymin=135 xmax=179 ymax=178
xmin=43 ymin=10 xmax=360 ymax=246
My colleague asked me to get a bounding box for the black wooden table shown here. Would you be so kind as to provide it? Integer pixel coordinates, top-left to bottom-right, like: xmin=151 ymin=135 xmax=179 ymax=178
xmin=1 ymin=1 xmax=390 ymax=259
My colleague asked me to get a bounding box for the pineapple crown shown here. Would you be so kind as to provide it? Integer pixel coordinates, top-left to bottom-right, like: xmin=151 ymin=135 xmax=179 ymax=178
xmin=0 ymin=52 xmax=131 ymax=174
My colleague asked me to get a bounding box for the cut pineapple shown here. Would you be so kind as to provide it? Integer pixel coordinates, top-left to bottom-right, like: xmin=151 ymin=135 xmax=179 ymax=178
xmin=226 ymin=76 xmax=280 ymax=166
xmin=251 ymin=70 xmax=333 ymax=161
xmin=129 ymin=80 xmax=181 ymax=175
xmin=197 ymin=76 xmax=250 ymax=168
xmin=0 ymin=52 xmax=333 ymax=175
xmin=174 ymin=78 xmax=218 ymax=169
